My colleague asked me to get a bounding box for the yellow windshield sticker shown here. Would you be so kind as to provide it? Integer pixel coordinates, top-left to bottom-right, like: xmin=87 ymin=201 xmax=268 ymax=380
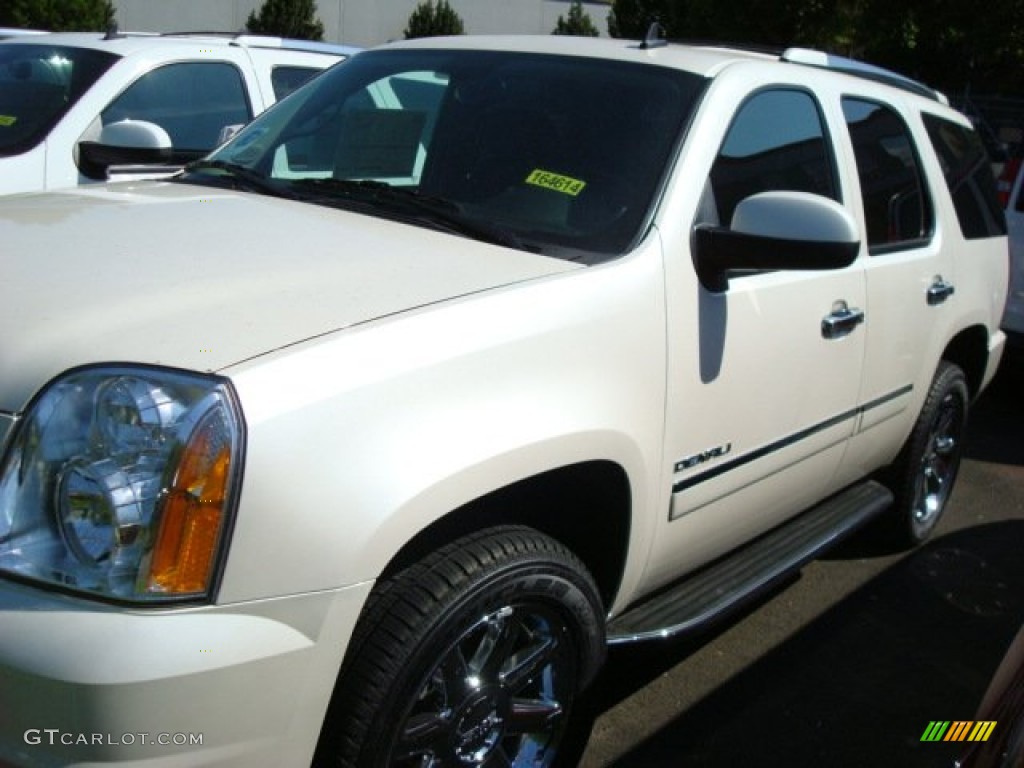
xmin=525 ymin=169 xmax=586 ymax=197
xmin=0 ymin=116 xmax=16 ymax=127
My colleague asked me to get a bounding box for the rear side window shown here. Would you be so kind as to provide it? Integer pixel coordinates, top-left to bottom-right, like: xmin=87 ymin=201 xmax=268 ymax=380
xmin=271 ymin=66 xmax=320 ymax=100
xmin=923 ymin=115 xmax=1007 ymax=239
xmin=842 ymin=98 xmax=933 ymax=253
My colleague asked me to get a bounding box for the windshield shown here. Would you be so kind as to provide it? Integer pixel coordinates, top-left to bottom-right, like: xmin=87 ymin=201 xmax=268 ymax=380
xmin=0 ymin=44 xmax=118 ymax=156
xmin=193 ymin=48 xmax=705 ymax=259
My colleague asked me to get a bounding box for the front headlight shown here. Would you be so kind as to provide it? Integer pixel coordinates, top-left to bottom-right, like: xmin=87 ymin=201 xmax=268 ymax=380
xmin=0 ymin=365 xmax=244 ymax=603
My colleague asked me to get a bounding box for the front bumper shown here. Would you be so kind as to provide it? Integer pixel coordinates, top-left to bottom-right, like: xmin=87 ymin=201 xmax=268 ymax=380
xmin=0 ymin=578 xmax=371 ymax=767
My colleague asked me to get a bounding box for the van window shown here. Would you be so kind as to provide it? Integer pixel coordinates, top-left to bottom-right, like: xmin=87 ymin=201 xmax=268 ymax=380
xmin=102 ymin=62 xmax=252 ymax=153
xmin=923 ymin=115 xmax=1006 ymax=239
xmin=709 ymin=89 xmax=838 ymax=228
xmin=842 ymin=98 xmax=933 ymax=253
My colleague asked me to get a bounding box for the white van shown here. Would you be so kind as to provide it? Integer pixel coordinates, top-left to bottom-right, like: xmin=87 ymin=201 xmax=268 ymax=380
xmin=0 ymin=30 xmax=357 ymax=195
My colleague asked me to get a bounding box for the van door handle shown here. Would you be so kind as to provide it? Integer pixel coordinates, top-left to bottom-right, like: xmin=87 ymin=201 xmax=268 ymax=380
xmin=821 ymin=302 xmax=865 ymax=339
xmin=927 ymin=277 xmax=955 ymax=305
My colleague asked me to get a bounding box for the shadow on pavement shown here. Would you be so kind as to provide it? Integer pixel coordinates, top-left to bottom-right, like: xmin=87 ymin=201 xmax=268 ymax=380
xmin=597 ymin=519 xmax=1024 ymax=767
xmin=966 ymin=348 xmax=1024 ymax=466
xmin=576 ymin=342 xmax=1024 ymax=767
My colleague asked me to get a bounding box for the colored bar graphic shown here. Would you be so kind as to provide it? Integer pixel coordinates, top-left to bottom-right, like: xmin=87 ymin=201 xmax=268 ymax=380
xmin=968 ymin=721 xmax=997 ymax=742
xmin=945 ymin=721 xmax=971 ymax=741
xmin=920 ymin=721 xmax=997 ymax=742
xmin=921 ymin=721 xmax=950 ymax=741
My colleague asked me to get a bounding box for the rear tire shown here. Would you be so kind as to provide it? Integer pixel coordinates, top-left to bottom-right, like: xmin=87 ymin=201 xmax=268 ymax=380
xmin=315 ymin=525 xmax=606 ymax=768
xmin=888 ymin=361 xmax=969 ymax=546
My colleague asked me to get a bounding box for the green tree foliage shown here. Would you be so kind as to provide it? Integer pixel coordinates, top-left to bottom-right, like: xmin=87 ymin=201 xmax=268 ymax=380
xmin=553 ymin=1 xmax=600 ymax=36
xmin=246 ymin=0 xmax=325 ymax=41
xmin=607 ymin=0 xmax=676 ymax=39
xmin=606 ymin=0 xmax=1023 ymax=94
xmin=853 ymin=0 xmax=1023 ymax=93
xmin=0 ymin=0 xmax=114 ymax=31
xmin=404 ymin=0 xmax=465 ymax=39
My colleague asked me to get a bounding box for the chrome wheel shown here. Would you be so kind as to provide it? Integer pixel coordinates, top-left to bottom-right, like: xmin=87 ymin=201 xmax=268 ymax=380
xmin=889 ymin=362 xmax=969 ymax=545
xmin=392 ymin=604 xmax=572 ymax=767
xmin=910 ymin=390 xmax=964 ymax=532
xmin=317 ymin=526 xmax=605 ymax=768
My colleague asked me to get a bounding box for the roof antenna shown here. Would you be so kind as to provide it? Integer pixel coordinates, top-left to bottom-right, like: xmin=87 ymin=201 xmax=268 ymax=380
xmin=104 ymin=22 xmax=124 ymax=40
xmin=640 ymin=20 xmax=667 ymax=50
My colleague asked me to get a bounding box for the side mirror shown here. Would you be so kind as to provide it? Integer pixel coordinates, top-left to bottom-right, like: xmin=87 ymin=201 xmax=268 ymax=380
xmin=216 ymin=123 xmax=245 ymax=146
xmin=77 ymin=119 xmax=174 ymax=180
xmin=694 ymin=191 xmax=861 ymax=292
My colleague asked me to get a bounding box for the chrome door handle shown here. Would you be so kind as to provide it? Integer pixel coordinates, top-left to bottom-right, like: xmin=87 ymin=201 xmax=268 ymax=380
xmin=822 ymin=302 xmax=865 ymax=340
xmin=927 ymin=277 xmax=955 ymax=305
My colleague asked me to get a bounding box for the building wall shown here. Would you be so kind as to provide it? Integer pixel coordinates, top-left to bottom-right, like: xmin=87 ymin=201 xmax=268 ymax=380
xmin=112 ymin=0 xmax=612 ymax=47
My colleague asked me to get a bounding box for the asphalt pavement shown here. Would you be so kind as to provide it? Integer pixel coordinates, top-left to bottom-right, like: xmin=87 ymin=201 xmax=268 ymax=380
xmin=579 ymin=350 xmax=1024 ymax=767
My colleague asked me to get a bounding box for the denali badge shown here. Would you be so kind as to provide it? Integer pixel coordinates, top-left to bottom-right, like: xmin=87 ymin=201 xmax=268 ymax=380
xmin=675 ymin=443 xmax=732 ymax=472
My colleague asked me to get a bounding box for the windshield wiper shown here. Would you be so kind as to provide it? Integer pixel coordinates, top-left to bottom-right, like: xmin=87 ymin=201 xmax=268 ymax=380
xmin=289 ymin=178 xmax=525 ymax=250
xmin=180 ymin=159 xmax=293 ymax=198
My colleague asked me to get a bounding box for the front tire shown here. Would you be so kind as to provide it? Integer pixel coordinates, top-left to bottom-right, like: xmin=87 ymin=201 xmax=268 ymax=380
xmin=316 ymin=526 xmax=606 ymax=768
xmin=889 ymin=361 xmax=969 ymax=545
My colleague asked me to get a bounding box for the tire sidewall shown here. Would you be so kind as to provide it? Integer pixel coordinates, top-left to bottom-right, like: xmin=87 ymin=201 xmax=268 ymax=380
xmin=898 ymin=362 xmax=969 ymax=544
xmin=352 ymin=532 xmax=605 ymax=767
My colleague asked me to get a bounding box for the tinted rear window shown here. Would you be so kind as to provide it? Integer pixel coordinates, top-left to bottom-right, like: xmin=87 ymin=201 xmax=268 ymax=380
xmin=923 ymin=115 xmax=1006 ymax=239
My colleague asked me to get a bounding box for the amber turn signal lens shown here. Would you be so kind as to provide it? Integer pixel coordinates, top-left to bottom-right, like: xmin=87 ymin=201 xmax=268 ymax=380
xmin=148 ymin=413 xmax=232 ymax=595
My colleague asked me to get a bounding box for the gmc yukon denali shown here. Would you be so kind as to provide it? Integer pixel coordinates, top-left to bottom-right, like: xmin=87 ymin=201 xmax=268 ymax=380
xmin=0 ymin=30 xmax=1008 ymax=768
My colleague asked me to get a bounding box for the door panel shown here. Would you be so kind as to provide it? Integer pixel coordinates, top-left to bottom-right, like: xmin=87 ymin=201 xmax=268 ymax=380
xmin=646 ymin=87 xmax=866 ymax=593
xmin=836 ymin=97 xmax=954 ymax=483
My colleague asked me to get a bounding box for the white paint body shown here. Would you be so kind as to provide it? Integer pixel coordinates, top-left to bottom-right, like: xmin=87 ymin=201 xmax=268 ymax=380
xmin=0 ymin=35 xmax=1008 ymax=766
xmin=0 ymin=32 xmax=353 ymax=196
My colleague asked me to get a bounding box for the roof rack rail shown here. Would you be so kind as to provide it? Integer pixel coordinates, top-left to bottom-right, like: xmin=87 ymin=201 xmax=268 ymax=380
xmin=230 ymin=35 xmax=359 ymax=56
xmin=781 ymin=48 xmax=948 ymax=105
xmin=158 ymin=30 xmax=240 ymax=37
xmin=103 ymin=24 xmax=160 ymax=40
xmin=684 ymin=39 xmax=783 ymax=57
xmin=150 ymin=30 xmax=358 ymax=56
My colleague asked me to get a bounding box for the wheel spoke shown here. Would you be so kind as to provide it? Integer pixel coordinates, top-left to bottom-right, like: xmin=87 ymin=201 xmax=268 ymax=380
xmin=505 ymin=697 xmax=564 ymax=735
xmin=394 ymin=712 xmax=451 ymax=762
xmin=438 ymin=644 xmax=472 ymax=700
xmin=470 ymin=610 xmax=521 ymax=681
xmin=500 ymin=634 xmax=558 ymax=692
xmin=934 ymin=434 xmax=956 ymax=456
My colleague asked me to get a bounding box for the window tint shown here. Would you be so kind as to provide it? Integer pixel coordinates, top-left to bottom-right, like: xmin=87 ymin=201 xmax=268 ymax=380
xmin=271 ymin=66 xmax=320 ymax=100
xmin=216 ymin=50 xmax=706 ymax=258
xmin=0 ymin=44 xmax=118 ymax=156
xmin=842 ymin=98 xmax=933 ymax=252
xmin=102 ymin=62 xmax=251 ymax=152
xmin=922 ymin=115 xmax=1007 ymax=238
xmin=273 ymin=70 xmax=449 ymax=183
xmin=708 ymin=89 xmax=837 ymax=227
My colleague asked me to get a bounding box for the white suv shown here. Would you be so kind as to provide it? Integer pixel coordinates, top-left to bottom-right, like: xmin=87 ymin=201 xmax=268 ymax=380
xmin=0 ymin=30 xmax=357 ymax=195
xmin=0 ymin=30 xmax=1008 ymax=767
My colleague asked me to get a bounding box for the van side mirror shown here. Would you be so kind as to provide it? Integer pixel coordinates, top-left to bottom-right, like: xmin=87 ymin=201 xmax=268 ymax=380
xmin=694 ymin=191 xmax=861 ymax=292
xmin=77 ymin=120 xmax=174 ymax=180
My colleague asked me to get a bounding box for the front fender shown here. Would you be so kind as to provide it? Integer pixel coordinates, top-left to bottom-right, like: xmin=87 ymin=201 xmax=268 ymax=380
xmin=217 ymin=244 xmax=668 ymax=606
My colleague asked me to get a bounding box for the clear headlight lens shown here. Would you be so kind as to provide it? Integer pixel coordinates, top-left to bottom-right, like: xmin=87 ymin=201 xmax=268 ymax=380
xmin=0 ymin=366 xmax=244 ymax=603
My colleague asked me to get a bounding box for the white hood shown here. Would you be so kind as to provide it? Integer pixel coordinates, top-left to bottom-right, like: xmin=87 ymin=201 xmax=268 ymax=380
xmin=0 ymin=181 xmax=577 ymax=410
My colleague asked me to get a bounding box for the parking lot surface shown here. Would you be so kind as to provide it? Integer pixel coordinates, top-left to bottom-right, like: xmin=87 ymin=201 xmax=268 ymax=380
xmin=581 ymin=352 xmax=1024 ymax=768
